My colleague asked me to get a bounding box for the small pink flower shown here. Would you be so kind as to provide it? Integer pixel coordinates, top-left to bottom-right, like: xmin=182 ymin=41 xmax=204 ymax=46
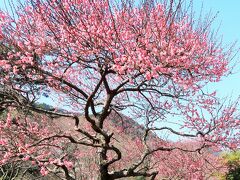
xmin=23 ymin=155 xmax=30 ymax=161
xmin=40 ymin=167 xmax=48 ymax=176
xmin=63 ymin=160 xmax=73 ymax=169
xmin=145 ymin=71 xmax=152 ymax=80
xmin=0 ymin=139 xmax=7 ymax=145
xmin=5 ymin=112 xmax=12 ymax=128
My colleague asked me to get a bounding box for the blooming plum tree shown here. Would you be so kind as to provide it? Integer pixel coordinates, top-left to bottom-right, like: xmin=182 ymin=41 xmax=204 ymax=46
xmin=0 ymin=0 xmax=239 ymax=179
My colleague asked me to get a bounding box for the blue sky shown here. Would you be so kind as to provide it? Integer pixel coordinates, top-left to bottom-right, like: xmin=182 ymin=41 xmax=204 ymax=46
xmin=193 ymin=0 xmax=240 ymax=99
xmin=0 ymin=0 xmax=239 ymax=100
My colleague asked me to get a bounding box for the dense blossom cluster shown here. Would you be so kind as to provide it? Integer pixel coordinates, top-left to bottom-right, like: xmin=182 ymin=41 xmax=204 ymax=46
xmin=1 ymin=1 xmax=229 ymax=87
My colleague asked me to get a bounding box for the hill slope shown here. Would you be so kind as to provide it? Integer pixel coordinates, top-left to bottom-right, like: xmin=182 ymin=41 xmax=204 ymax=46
xmin=0 ymin=105 xmax=226 ymax=180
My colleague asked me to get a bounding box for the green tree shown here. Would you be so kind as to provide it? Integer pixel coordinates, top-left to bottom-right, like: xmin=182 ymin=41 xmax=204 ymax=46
xmin=222 ymin=151 xmax=240 ymax=180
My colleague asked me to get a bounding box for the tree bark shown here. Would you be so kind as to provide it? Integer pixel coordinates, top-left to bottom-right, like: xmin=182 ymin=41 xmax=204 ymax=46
xmin=98 ymin=148 xmax=113 ymax=180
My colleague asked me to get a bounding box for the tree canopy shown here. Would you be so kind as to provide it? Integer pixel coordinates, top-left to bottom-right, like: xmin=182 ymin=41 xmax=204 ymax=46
xmin=0 ymin=0 xmax=239 ymax=179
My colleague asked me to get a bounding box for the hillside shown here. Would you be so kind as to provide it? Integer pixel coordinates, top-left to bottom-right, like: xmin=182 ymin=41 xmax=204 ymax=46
xmin=0 ymin=105 xmax=158 ymax=180
xmin=0 ymin=105 xmax=226 ymax=180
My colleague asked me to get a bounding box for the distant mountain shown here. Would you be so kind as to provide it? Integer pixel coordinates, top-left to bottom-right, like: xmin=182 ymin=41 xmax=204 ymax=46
xmin=35 ymin=102 xmax=154 ymax=139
